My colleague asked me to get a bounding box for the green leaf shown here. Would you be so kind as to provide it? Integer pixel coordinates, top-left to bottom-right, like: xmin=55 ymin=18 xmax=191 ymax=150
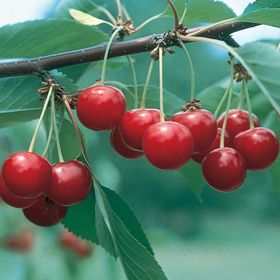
xmin=238 ymin=0 xmax=280 ymax=27
xmin=0 ymin=76 xmax=41 ymax=128
xmin=179 ymin=161 xmax=204 ymax=202
xmin=102 ymin=186 xmax=154 ymax=255
xmin=62 ymin=191 xmax=99 ymax=243
xmin=124 ymin=85 xmax=184 ymax=119
xmin=181 ymin=0 xmax=236 ymax=25
xmin=163 ymin=0 xmax=188 ymax=20
xmin=95 ymin=184 xmax=168 ymax=280
xmin=235 ymin=42 xmax=280 ymax=116
xmin=0 ymin=19 xmax=107 ymax=58
xmin=0 ymin=72 xmax=77 ymax=128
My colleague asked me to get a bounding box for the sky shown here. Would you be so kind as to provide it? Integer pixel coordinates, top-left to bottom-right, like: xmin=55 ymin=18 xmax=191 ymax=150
xmin=0 ymin=0 xmax=279 ymax=44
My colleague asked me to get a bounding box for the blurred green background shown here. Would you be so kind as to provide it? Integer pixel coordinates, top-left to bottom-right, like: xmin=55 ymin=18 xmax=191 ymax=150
xmin=0 ymin=1 xmax=280 ymax=279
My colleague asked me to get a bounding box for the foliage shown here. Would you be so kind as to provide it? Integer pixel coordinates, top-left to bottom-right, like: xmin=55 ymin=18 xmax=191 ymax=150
xmin=0 ymin=1 xmax=279 ymax=280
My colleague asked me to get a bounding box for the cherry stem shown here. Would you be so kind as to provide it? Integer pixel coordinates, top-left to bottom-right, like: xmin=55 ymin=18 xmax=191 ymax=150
xmin=100 ymin=26 xmax=124 ymax=84
xmin=167 ymin=0 xmax=179 ymax=30
xmin=179 ymin=41 xmax=195 ymax=101
xmin=28 ymin=85 xmax=53 ymax=153
xmin=244 ymin=80 xmax=254 ymax=129
xmin=62 ymin=95 xmax=88 ymax=161
xmin=134 ymin=12 xmax=164 ymax=32
xmin=127 ymin=55 xmax=138 ymax=108
xmin=220 ymin=61 xmax=234 ymax=148
xmin=159 ymin=47 xmax=165 ymax=122
xmin=105 ymin=80 xmax=134 ymax=99
xmin=116 ymin=0 xmax=123 ymax=21
xmin=179 ymin=4 xmax=187 ymax=24
xmin=140 ymin=59 xmax=155 ymax=109
xmin=42 ymin=111 xmax=53 ymax=157
xmin=214 ymin=86 xmax=229 ymax=118
xmin=51 ymin=91 xmax=64 ymax=162
xmin=237 ymin=80 xmax=245 ymax=109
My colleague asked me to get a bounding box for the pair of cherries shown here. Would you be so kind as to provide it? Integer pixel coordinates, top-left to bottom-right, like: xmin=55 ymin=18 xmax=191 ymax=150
xmin=0 ymin=152 xmax=92 ymax=227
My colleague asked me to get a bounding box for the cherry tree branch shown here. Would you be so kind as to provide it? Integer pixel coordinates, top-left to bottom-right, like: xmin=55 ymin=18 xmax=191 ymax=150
xmin=0 ymin=21 xmax=257 ymax=77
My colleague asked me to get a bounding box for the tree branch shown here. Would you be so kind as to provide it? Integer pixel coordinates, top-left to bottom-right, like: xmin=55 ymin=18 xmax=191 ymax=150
xmin=0 ymin=21 xmax=257 ymax=77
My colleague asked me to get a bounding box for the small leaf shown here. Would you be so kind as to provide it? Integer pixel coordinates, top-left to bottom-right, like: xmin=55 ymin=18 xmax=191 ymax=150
xmin=69 ymin=9 xmax=114 ymax=27
xmin=237 ymin=0 xmax=280 ymax=27
xmin=62 ymin=191 xmax=99 ymax=243
xmin=179 ymin=161 xmax=204 ymax=202
xmin=95 ymin=184 xmax=168 ymax=280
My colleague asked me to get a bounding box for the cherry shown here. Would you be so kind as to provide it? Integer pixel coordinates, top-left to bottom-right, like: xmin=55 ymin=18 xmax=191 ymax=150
xmin=2 ymin=152 xmax=52 ymax=198
xmin=192 ymin=128 xmax=232 ymax=163
xmin=119 ymin=109 xmax=162 ymax=151
xmin=47 ymin=161 xmax=92 ymax=206
xmin=217 ymin=109 xmax=260 ymax=138
xmin=143 ymin=121 xmax=194 ymax=170
xmin=172 ymin=109 xmax=217 ymax=152
xmin=110 ymin=126 xmax=143 ymax=159
xmin=3 ymin=230 xmax=34 ymax=252
xmin=234 ymin=127 xmax=279 ymax=170
xmin=202 ymin=147 xmax=247 ymax=192
xmin=0 ymin=173 xmax=38 ymax=208
xmin=23 ymin=196 xmax=67 ymax=227
xmin=59 ymin=231 xmax=93 ymax=258
xmin=76 ymin=85 xmax=126 ymax=131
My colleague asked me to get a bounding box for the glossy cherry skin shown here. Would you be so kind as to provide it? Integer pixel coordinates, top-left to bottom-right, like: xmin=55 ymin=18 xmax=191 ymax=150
xmin=171 ymin=109 xmax=217 ymax=152
xmin=143 ymin=121 xmax=194 ymax=170
xmin=217 ymin=109 xmax=260 ymax=138
xmin=0 ymin=173 xmax=38 ymax=208
xmin=23 ymin=196 xmax=67 ymax=227
xmin=234 ymin=127 xmax=279 ymax=170
xmin=2 ymin=152 xmax=52 ymax=198
xmin=47 ymin=161 xmax=92 ymax=206
xmin=76 ymin=85 xmax=126 ymax=131
xmin=202 ymin=147 xmax=247 ymax=192
xmin=110 ymin=126 xmax=143 ymax=159
xmin=192 ymin=128 xmax=232 ymax=163
xmin=120 ymin=109 xmax=162 ymax=151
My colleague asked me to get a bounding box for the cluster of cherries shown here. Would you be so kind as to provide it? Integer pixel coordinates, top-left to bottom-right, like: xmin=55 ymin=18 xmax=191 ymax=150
xmin=0 ymin=156 xmax=92 ymax=227
xmin=76 ymin=85 xmax=279 ymax=192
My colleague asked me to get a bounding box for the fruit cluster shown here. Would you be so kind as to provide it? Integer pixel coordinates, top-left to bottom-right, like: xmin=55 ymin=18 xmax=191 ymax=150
xmin=0 ymin=154 xmax=92 ymax=227
xmin=76 ymin=84 xmax=279 ymax=192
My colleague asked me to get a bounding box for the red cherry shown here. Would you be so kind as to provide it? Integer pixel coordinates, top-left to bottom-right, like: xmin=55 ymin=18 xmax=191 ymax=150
xmin=72 ymin=240 xmax=93 ymax=258
xmin=217 ymin=109 xmax=260 ymax=138
xmin=202 ymin=147 xmax=247 ymax=192
xmin=2 ymin=152 xmax=52 ymax=198
xmin=59 ymin=231 xmax=93 ymax=258
xmin=110 ymin=126 xmax=143 ymax=159
xmin=23 ymin=196 xmax=67 ymax=227
xmin=234 ymin=127 xmax=279 ymax=170
xmin=120 ymin=109 xmax=162 ymax=151
xmin=76 ymin=85 xmax=126 ymax=131
xmin=59 ymin=231 xmax=78 ymax=248
xmin=3 ymin=230 xmax=34 ymax=252
xmin=0 ymin=173 xmax=38 ymax=208
xmin=171 ymin=109 xmax=217 ymax=152
xmin=47 ymin=161 xmax=92 ymax=206
xmin=143 ymin=121 xmax=194 ymax=170
xmin=192 ymin=128 xmax=232 ymax=163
